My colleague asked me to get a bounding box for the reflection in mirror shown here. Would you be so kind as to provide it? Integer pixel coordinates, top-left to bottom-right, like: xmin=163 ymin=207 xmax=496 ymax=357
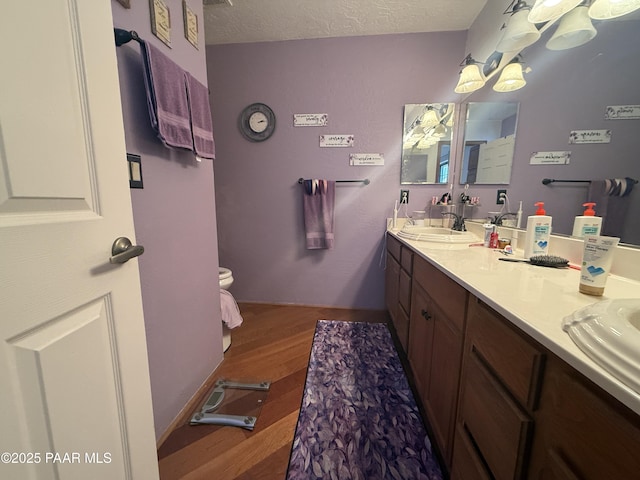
xmin=457 ymin=15 xmax=640 ymax=245
xmin=459 ymin=102 xmax=519 ymax=185
xmin=401 ymin=103 xmax=455 ymax=184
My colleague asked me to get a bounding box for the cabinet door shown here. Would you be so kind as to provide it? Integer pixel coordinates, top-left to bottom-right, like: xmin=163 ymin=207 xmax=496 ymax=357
xmin=408 ymin=284 xmax=434 ymax=401
xmin=457 ymin=353 xmax=532 ymax=480
xmin=398 ymin=267 xmax=412 ymax=314
xmin=426 ymin=301 xmax=464 ymax=466
xmin=385 ymin=252 xmax=400 ymax=324
xmin=528 ymin=355 xmax=640 ymax=479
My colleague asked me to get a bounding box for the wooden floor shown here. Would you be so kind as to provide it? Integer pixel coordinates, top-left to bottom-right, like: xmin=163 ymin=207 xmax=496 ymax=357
xmin=157 ymin=303 xmax=390 ymax=480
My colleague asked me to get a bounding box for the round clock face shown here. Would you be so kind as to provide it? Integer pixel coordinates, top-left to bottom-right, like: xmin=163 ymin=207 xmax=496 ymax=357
xmin=239 ymin=103 xmax=276 ymax=142
xmin=249 ymin=112 xmax=269 ymax=133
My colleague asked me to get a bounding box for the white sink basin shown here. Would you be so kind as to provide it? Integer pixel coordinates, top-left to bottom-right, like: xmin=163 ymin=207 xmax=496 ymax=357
xmin=562 ymin=299 xmax=640 ymax=394
xmin=397 ymin=225 xmax=479 ymax=244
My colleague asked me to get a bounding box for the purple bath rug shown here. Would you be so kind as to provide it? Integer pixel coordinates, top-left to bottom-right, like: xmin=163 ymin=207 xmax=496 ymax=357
xmin=286 ymin=320 xmax=443 ymax=480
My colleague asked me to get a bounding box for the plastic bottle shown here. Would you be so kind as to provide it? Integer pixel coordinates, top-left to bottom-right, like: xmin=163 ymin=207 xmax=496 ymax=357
xmin=523 ymin=202 xmax=552 ymax=259
xmin=572 ymin=202 xmax=602 ymax=238
xmin=489 ymin=225 xmax=499 ymax=248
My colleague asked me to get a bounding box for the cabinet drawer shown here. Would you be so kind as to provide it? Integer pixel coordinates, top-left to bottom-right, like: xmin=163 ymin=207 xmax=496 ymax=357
xmin=459 ymin=353 xmax=532 ymax=480
xmin=413 ymin=255 xmax=466 ymax=330
xmin=387 ymin=234 xmax=401 ymax=262
xmin=467 ymin=296 xmax=545 ymax=410
xmin=398 ymin=268 xmax=411 ymax=314
xmin=400 ymin=245 xmax=413 ymax=274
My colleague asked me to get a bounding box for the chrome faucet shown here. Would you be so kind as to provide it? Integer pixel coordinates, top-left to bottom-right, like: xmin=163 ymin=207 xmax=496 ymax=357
xmin=491 ymin=212 xmax=517 ymax=226
xmin=441 ymin=212 xmax=466 ymax=231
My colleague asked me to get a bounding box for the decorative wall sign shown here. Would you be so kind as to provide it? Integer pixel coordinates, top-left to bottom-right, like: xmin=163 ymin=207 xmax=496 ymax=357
xmin=349 ymin=153 xmax=384 ymax=166
xmin=150 ymin=0 xmax=171 ymax=47
xmin=182 ymin=1 xmax=198 ymax=49
xmin=529 ymin=151 xmax=571 ymax=165
xmin=294 ymin=113 xmax=328 ymax=126
xmin=605 ymin=105 xmax=640 ymax=120
xmin=569 ymin=130 xmax=611 ymax=144
xmin=127 ymin=154 xmax=143 ymax=189
xmin=320 ymin=135 xmax=354 ymax=147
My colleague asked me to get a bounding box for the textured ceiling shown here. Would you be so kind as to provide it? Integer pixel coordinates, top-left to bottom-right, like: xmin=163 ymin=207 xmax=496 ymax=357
xmin=203 ymin=0 xmax=488 ymax=45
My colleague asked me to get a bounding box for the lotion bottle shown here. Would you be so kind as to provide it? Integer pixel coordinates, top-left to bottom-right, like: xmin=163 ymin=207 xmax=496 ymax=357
xmin=523 ymin=202 xmax=552 ymax=259
xmin=572 ymin=202 xmax=602 ymax=238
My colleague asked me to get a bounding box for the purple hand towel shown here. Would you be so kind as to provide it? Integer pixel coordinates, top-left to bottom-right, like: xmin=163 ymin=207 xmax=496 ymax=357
xmin=140 ymin=40 xmax=193 ymax=150
xmin=185 ymin=72 xmax=216 ymax=160
xmin=303 ymin=180 xmax=335 ymax=249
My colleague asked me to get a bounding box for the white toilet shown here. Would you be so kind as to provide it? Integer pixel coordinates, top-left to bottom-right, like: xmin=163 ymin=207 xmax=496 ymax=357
xmin=219 ymin=267 xmax=234 ymax=352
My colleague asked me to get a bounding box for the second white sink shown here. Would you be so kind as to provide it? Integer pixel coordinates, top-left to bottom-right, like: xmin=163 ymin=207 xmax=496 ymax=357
xmin=562 ymin=298 xmax=640 ymax=395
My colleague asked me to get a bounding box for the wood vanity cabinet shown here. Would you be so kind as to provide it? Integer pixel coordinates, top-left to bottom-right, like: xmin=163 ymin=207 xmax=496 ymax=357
xmin=408 ymin=254 xmax=467 ymax=467
xmin=386 ymin=236 xmax=640 ymax=479
xmin=527 ymin=354 xmax=640 ymax=479
xmin=385 ymin=234 xmax=412 ymax=352
xmin=451 ymin=296 xmax=545 ymax=480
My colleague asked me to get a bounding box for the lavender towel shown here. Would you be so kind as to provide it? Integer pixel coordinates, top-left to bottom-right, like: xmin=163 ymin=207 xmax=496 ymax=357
xmin=303 ymin=179 xmax=335 ymax=249
xmin=185 ymin=72 xmax=216 ymax=160
xmin=140 ymin=40 xmax=193 ymax=150
xmin=220 ymin=289 xmax=243 ymax=329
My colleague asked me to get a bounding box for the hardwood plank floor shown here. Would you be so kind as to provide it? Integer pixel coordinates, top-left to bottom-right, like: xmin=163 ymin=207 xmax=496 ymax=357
xmin=157 ymin=303 xmax=390 ymax=480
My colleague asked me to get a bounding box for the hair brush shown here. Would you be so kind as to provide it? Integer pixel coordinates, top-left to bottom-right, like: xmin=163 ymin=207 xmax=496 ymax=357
xmin=499 ymin=255 xmax=569 ymax=268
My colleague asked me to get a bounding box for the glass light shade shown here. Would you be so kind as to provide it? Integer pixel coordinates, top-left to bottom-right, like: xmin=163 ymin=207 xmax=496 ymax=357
xmin=493 ymin=63 xmax=527 ymax=92
xmin=528 ymin=0 xmax=583 ymax=23
xmin=420 ymin=109 xmax=440 ymax=128
xmin=454 ymin=64 xmax=485 ymax=93
xmin=432 ymin=124 xmax=447 ymax=138
xmin=589 ymin=0 xmax=640 ymax=19
xmin=496 ymin=8 xmax=541 ymax=52
xmin=547 ymin=5 xmax=597 ymax=50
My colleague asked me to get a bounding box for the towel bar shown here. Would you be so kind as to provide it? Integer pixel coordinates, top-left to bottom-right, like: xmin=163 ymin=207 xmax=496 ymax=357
xmin=543 ymin=178 xmax=638 ymax=185
xmin=114 ymin=28 xmax=142 ymax=47
xmin=298 ymin=177 xmax=370 ymax=185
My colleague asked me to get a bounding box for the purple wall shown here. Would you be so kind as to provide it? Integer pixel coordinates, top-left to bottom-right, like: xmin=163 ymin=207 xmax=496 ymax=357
xmin=206 ymin=32 xmax=467 ymax=309
xmin=461 ymin=19 xmax=640 ymax=244
xmin=111 ymin=0 xmax=222 ymax=440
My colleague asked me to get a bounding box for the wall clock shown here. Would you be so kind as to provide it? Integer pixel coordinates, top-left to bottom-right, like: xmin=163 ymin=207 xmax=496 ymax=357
xmin=239 ymin=103 xmax=276 ymax=142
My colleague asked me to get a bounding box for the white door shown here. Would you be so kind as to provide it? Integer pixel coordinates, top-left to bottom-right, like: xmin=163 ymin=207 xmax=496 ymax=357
xmin=0 ymin=1 xmax=159 ymax=479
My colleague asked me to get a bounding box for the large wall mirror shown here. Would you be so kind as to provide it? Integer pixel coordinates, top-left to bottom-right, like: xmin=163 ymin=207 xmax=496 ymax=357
xmin=401 ymin=103 xmax=455 ymax=184
xmin=457 ymin=15 xmax=640 ymax=245
xmin=459 ymin=102 xmax=519 ymax=185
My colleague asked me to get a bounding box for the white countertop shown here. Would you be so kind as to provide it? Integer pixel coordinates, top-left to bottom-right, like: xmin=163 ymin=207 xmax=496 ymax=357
xmin=388 ymin=229 xmax=640 ymax=416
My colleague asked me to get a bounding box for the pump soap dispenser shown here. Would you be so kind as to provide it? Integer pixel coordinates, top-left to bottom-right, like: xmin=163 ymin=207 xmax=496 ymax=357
xmin=523 ymin=202 xmax=552 ymax=259
xmin=572 ymin=202 xmax=602 ymax=238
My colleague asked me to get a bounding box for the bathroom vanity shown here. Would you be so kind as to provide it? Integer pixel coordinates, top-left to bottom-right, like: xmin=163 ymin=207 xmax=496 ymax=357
xmin=385 ymin=231 xmax=640 ymax=479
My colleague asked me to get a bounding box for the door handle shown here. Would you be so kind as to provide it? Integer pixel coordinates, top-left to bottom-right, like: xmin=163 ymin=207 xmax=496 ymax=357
xmin=109 ymin=237 xmax=144 ymax=264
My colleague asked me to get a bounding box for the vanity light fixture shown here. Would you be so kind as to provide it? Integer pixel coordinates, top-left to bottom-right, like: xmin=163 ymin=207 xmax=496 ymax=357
xmin=497 ymin=1 xmax=541 ymax=52
xmin=547 ymin=2 xmax=597 ymax=49
xmin=528 ymin=0 xmax=583 ymax=23
xmin=493 ymin=56 xmax=530 ymax=92
xmin=589 ymin=0 xmax=640 ymax=19
xmin=454 ymin=54 xmax=486 ymax=94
